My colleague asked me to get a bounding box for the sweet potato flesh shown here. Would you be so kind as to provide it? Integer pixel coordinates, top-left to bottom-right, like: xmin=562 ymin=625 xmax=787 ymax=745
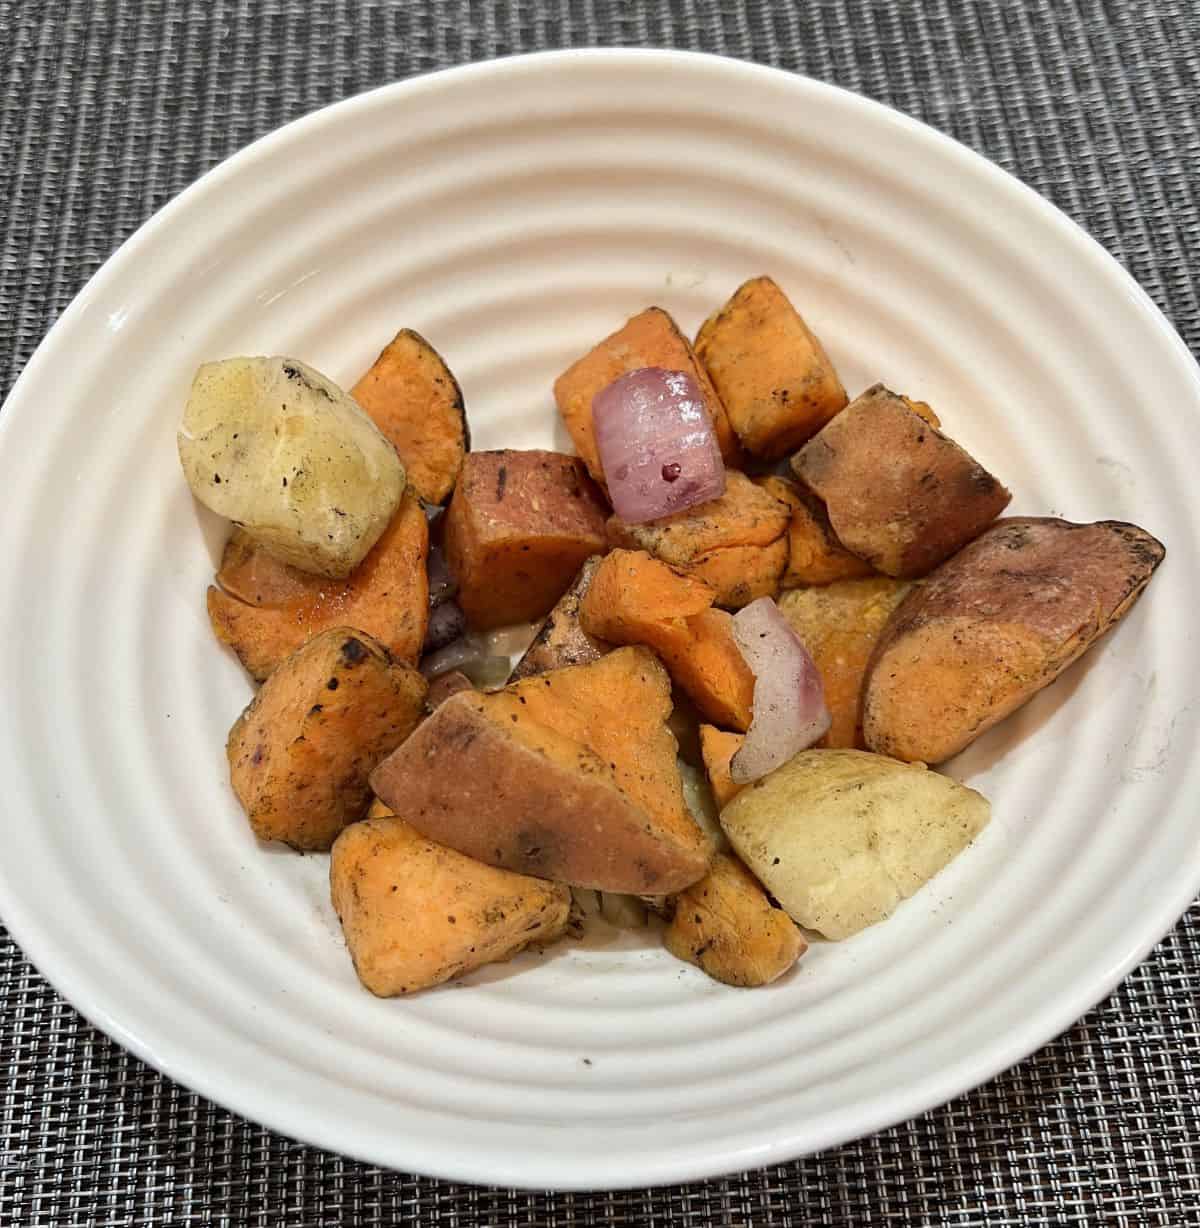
xmin=227 ymin=628 xmax=427 ymax=850
xmin=699 ymin=725 xmax=746 ymax=809
xmin=553 ymin=306 xmax=740 ymax=482
xmin=664 ymin=853 xmax=806 ymax=987
xmin=208 ymin=492 xmax=429 ymax=680
xmin=331 ymin=815 xmax=570 ymax=996
xmin=369 ymin=648 xmax=710 ymax=893
xmin=579 ymin=550 xmax=755 ymax=731
xmin=694 ymin=276 xmax=847 ymax=459
xmin=444 ymin=450 xmax=610 ymax=630
xmin=351 ymin=328 xmax=468 ymax=505
xmin=863 ymin=517 xmax=1165 ymax=763
xmin=778 ymin=578 xmax=911 ymax=749
xmin=607 ymin=471 xmax=790 ymax=608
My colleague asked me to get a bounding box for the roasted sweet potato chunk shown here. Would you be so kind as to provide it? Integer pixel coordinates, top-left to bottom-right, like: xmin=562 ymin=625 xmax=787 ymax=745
xmin=510 ymin=555 xmax=610 ymax=680
xmin=331 ymin=814 xmax=570 ymax=996
xmin=443 ymin=450 xmax=610 ymax=630
xmin=698 ymin=725 xmax=746 ymax=809
xmin=863 ymin=518 xmax=1165 ymax=763
xmin=579 ymin=550 xmax=755 ymax=731
xmin=227 ymin=628 xmax=427 ymax=850
xmin=778 ymin=577 xmax=911 ymax=748
xmin=351 ymin=328 xmax=468 ymax=505
xmin=208 ymin=492 xmax=429 ymax=680
xmin=665 ymin=852 xmax=806 ymax=987
xmin=554 ymin=306 xmax=740 ymax=482
xmin=755 ymin=476 xmax=875 ymax=588
xmin=694 ymin=276 xmax=847 ymax=458
xmin=370 ymin=648 xmax=710 ymax=893
xmin=791 ymin=384 xmax=1011 ymax=578
xmin=608 ymin=471 xmax=790 ymax=608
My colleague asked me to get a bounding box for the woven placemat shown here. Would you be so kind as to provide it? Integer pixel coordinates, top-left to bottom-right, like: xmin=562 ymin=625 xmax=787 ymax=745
xmin=2 ymin=2 xmax=1198 ymax=1223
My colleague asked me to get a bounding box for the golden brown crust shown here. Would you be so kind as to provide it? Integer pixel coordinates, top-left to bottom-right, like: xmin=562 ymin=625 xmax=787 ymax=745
xmin=664 ymin=853 xmax=806 ymax=986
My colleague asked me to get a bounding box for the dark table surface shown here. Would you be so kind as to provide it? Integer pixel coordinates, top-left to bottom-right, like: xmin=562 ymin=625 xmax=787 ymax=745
xmin=2 ymin=2 xmax=1198 ymax=1224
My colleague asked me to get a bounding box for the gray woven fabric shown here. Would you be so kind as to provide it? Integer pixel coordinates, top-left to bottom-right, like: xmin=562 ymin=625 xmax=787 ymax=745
xmin=2 ymin=1 xmax=1198 ymax=1223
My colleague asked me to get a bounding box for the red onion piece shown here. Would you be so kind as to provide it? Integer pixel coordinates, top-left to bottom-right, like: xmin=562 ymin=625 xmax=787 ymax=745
xmin=423 ymin=599 xmax=466 ymax=653
xmin=592 ymin=367 xmax=725 ymax=523
xmin=730 ymin=597 xmax=830 ymax=784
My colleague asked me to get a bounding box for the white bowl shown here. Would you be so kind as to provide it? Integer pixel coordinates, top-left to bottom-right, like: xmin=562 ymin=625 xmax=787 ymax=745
xmin=1 ymin=50 xmax=1197 ymax=1190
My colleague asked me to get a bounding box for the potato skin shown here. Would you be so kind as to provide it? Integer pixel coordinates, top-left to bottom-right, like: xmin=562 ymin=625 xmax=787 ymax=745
xmin=227 ymin=628 xmax=427 ymax=850
xmin=331 ymin=816 xmax=570 ymax=996
xmin=351 ymin=328 xmax=469 ymax=506
xmin=863 ymin=517 xmax=1166 ymax=764
xmin=444 ymin=450 xmax=610 ymax=630
xmin=208 ymin=491 xmax=429 ymax=680
xmin=694 ymin=275 xmax=848 ymax=459
xmin=791 ymin=384 xmax=1011 ymax=578
xmin=721 ymin=750 xmax=990 ymax=940
xmin=509 ymin=554 xmax=610 ymax=680
xmin=665 ymin=853 xmax=806 ymax=987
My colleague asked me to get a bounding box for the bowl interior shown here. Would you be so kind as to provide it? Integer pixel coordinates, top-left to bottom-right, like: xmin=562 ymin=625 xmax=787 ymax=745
xmin=1 ymin=50 xmax=1198 ymax=1188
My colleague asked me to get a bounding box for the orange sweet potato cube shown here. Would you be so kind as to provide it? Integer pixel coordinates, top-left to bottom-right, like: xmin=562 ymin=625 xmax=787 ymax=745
xmin=443 ymin=450 xmax=610 ymax=630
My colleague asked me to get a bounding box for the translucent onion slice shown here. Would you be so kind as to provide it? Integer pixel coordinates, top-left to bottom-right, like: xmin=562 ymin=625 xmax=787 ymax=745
xmin=593 ymin=367 xmax=725 ymax=522
xmin=730 ymin=597 xmax=830 ymax=783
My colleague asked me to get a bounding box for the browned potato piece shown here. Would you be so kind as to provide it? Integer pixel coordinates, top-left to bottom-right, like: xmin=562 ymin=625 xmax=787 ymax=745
xmin=350 ymin=329 xmax=469 ymax=506
xmin=608 ymin=471 xmax=790 ymax=608
xmin=778 ymin=577 xmax=911 ymax=748
xmin=755 ymin=476 xmax=875 ymax=588
xmin=863 ymin=517 xmax=1165 ymax=764
xmin=443 ymin=450 xmax=610 ymax=630
xmin=510 ymin=554 xmax=611 ymax=680
xmin=331 ymin=815 xmax=571 ymax=996
xmin=554 ymin=306 xmax=741 ymax=483
xmin=694 ymin=276 xmax=847 ymax=458
xmin=665 ymin=853 xmax=806 ymax=987
xmin=208 ymin=491 xmax=429 ymax=680
xmin=791 ymin=384 xmax=1011 ymax=578
xmin=227 ymin=628 xmax=427 ymax=850
xmin=370 ymin=648 xmax=710 ymax=893
xmin=698 ymin=725 xmax=746 ymax=809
